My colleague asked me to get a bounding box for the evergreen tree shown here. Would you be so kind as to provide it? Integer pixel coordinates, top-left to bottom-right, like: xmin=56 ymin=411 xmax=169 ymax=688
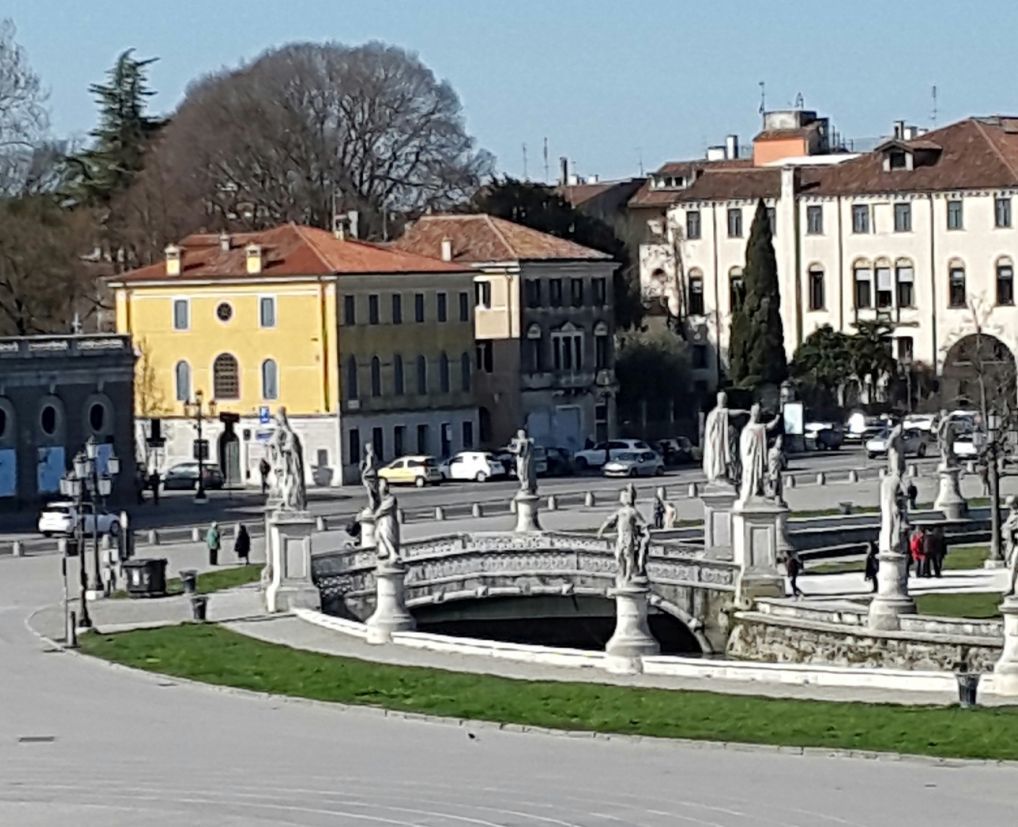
xmin=728 ymin=199 xmax=788 ymax=388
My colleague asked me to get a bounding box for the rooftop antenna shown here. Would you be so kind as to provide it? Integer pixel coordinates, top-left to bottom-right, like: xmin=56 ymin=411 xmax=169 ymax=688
xmin=758 ymin=81 xmax=766 ymax=117
xmin=542 ymin=137 xmax=549 ymax=183
xmin=637 ymin=146 xmax=644 ymax=176
xmin=794 ymin=92 xmax=804 ymax=110
xmin=931 ymin=84 xmax=938 ymax=126
xmin=522 ymin=142 xmax=528 ymax=180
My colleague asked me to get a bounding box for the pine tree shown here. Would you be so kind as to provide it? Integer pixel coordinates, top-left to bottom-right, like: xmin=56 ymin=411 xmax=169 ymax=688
xmin=728 ymin=199 xmax=788 ymax=389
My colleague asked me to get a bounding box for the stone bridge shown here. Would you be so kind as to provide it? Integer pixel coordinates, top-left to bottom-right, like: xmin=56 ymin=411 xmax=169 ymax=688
xmin=312 ymin=530 xmax=739 ymax=652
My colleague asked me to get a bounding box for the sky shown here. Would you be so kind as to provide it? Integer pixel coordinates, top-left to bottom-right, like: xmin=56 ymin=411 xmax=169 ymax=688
xmin=7 ymin=0 xmax=1018 ymax=182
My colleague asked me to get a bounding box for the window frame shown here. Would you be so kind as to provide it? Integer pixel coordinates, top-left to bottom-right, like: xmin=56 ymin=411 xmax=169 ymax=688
xmin=807 ymin=266 xmax=825 ymax=311
xmin=261 ymin=358 xmax=279 ymax=401
xmin=996 ymin=196 xmax=1013 ymax=229
xmin=948 ymin=265 xmax=967 ymax=309
xmin=368 ymin=294 xmax=380 ymax=325
xmin=370 ymin=355 xmax=382 ymax=397
xmin=851 ymin=204 xmax=870 ymax=234
xmin=174 ymin=360 xmax=191 ymax=402
xmin=688 ymin=272 xmax=705 ymax=316
xmin=436 ymin=292 xmax=448 ymax=323
xmin=458 ymin=291 xmax=470 ymax=321
xmin=947 ymin=199 xmax=964 ymax=231
xmin=414 ymin=292 xmax=425 ymax=323
xmin=391 ymin=293 xmax=403 ymax=325
xmin=343 ymin=294 xmax=356 ymax=325
xmin=686 ymin=210 xmax=701 ymax=240
xmin=726 ymin=207 xmax=742 ymax=238
xmin=997 ymin=261 xmax=1015 ymax=307
xmin=172 ymin=298 xmax=190 ymax=331
xmin=893 ymin=202 xmax=912 ymax=233
xmin=212 ymin=353 xmax=240 ymax=400
xmin=806 ymin=204 xmax=823 ymax=235
xmin=258 ymin=295 xmax=276 ymax=328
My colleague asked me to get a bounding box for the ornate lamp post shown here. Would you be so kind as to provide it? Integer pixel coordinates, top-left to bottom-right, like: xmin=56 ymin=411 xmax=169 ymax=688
xmin=185 ymin=390 xmax=216 ymax=503
xmin=66 ymin=437 xmax=121 ymax=596
xmin=60 ymin=453 xmax=90 ymax=629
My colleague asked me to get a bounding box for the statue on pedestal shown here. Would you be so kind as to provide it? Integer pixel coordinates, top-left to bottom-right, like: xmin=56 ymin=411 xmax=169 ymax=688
xmin=886 ymin=422 xmax=907 ymax=478
xmin=508 ymin=427 xmax=537 ymax=495
xmin=268 ymin=407 xmax=307 ymax=511
xmin=937 ymin=410 xmax=959 ymax=470
xmin=360 ymin=443 xmax=381 ymax=512
xmin=598 ymin=484 xmax=649 ymax=585
xmin=703 ymin=391 xmax=749 ymax=488
xmin=878 ymin=473 xmax=907 ymax=555
xmin=373 ymin=478 xmax=401 ymax=564
xmin=737 ymin=404 xmax=782 ymax=503
xmin=766 ymin=434 xmax=785 ymax=503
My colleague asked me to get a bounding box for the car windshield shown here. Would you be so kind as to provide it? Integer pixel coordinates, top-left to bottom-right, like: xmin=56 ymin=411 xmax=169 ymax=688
xmin=424 ymin=458 xmax=438 ymax=468
xmin=615 ymin=452 xmax=638 ymax=462
xmin=45 ymin=505 xmax=72 ymax=515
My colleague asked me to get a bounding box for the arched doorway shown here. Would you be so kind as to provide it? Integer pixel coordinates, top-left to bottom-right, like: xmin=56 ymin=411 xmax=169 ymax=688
xmin=218 ymin=430 xmax=241 ymax=488
xmin=942 ymin=333 xmax=1017 ymax=409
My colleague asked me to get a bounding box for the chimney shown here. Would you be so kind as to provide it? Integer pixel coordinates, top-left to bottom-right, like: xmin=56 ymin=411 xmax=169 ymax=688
xmin=440 ymin=238 xmax=453 ymax=262
xmin=559 ymin=156 xmax=569 ymax=186
xmin=218 ymin=231 xmax=230 ymax=252
xmin=332 ymin=213 xmax=347 ymax=240
xmin=726 ymin=134 xmax=739 ymax=160
xmin=893 ymin=120 xmax=905 ymax=140
xmin=164 ymin=244 xmax=181 ymax=277
xmin=245 ymin=243 xmax=263 ymax=275
xmin=346 ymin=210 xmax=359 ymax=240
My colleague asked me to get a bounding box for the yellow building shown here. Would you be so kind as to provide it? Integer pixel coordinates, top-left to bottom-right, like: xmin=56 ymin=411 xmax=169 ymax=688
xmin=110 ymin=223 xmax=477 ymax=486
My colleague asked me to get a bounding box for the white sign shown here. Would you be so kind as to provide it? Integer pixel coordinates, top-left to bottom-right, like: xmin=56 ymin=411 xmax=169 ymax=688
xmin=782 ymin=402 xmax=804 ymax=436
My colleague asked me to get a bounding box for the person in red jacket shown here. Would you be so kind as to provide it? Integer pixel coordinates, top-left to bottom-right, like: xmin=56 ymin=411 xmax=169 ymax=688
xmin=909 ymin=527 xmax=926 ymax=578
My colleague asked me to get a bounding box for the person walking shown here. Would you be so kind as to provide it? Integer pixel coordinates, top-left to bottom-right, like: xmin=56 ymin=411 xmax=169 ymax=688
xmin=234 ymin=524 xmax=251 ymax=565
xmin=786 ymin=551 xmax=804 ymax=598
xmin=909 ymin=527 xmax=926 ymax=578
xmin=906 ymin=480 xmax=918 ymax=510
xmin=928 ymin=526 xmax=946 ymax=578
xmin=652 ymin=495 xmax=665 ymax=530
xmin=863 ymin=541 xmax=879 ymax=593
xmin=149 ymin=470 xmax=160 ymax=506
xmin=259 ymin=458 xmax=270 ymax=496
xmin=135 ymin=469 xmax=146 ymax=505
xmin=206 ymin=521 xmax=221 ymax=566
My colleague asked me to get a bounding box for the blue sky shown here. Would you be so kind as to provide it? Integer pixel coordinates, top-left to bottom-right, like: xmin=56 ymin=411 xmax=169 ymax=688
xmin=7 ymin=0 xmax=1018 ymax=180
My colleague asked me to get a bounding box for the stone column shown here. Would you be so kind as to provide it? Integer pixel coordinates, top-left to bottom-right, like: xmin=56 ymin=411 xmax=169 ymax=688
xmin=731 ymin=498 xmax=786 ymax=604
xmin=701 ymin=483 xmax=738 ymax=560
xmin=265 ymin=509 xmax=320 ymax=613
xmin=933 ymin=466 xmax=968 ymax=520
xmin=260 ymin=497 xmax=281 ymax=588
xmin=359 ymin=511 xmax=377 ymax=549
xmin=365 ymin=561 xmax=416 ymax=643
xmin=513 ymin=491 xmax=542 ymax=532
xmin=992 ymin=596 xmax=1018 ymax=696
xmin=604 ymin=581 xmax=659 ymax=674
xmin=867 ymin=543 xmax=916 ymax=631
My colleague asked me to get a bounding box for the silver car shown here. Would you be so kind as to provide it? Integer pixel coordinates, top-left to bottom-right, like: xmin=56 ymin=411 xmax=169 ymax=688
xmin=602 ymin=450 xmax=665 ymax=478
xmin=866 ymin=427 xmax=927 ymax=460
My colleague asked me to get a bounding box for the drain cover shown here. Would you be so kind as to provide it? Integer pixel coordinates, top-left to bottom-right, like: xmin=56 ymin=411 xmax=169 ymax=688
xmin=17 ymin=736 xmax=56 ymax=744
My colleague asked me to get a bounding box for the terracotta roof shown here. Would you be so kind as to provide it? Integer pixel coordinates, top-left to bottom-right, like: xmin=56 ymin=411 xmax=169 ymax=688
xmin=558 ymin=181 xmax=619 ymax=207
xmin=392 ymin=214 xmax=611 ymax=264
xmin=110 ymin=223 xmax=468 ymax=283
xmin=627 ymin=159 xmax=751 ymax=208
xmin=753 ymin=122 xmax=823 ymax=142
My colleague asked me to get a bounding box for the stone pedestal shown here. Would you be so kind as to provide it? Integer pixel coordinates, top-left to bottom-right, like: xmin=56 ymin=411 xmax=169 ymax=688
xmin=933 ymin=466 xmax=968 ymax=520
xmin=604 ymin=581 xmax=659 ymax=674
xmin=776 ymin=505 xmax=793 ymax=558
xmin=867 ymin=549 xmax=915 ymax=630
xmin=265 ymin=510 xmax=320 ymax=613
xmin=359 ymin=511 xmax=376 ymax=549
xmin=365 ymin=562 xmax=416 ymax=644
xmin=993 ymin=597 xmax=1018 ymax=695
xmin=701 ymin=484 xmax=737 ymax=559
xmin=731 ymin=498 xmax=786 ymax=605
xmin=513 ymin=491 xmax=542 ymax=532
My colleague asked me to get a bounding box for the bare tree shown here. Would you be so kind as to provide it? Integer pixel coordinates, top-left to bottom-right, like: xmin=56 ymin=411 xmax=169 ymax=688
xmin=0 ymin=19 xmax=48 ymax=194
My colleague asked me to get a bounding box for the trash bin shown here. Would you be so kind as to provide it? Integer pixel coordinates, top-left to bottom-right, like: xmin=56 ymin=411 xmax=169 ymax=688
xmin=179 ymin=569 xmax=198 ymax=595
xmin=189 ymin=595 xmax=208 ymax=622
xmin=122 ymin=558 xmax=168 ymax=598
xmin=956 ymin=672 xmax=981 ymax=708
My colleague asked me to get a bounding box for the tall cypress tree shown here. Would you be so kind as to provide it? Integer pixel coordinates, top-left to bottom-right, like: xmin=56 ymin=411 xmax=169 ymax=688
xmin=728 ymin=199 xmax=788 ymax=389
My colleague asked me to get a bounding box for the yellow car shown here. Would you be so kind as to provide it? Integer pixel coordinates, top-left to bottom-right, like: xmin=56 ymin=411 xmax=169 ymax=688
xmin=378 ymin=455 xmax=443 ymax=488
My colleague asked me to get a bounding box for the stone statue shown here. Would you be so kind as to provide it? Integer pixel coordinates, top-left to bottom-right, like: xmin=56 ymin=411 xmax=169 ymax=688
xmin=360 ymin=443 xmax=381 ymax=512
xmin=703 ymin=391 xmax=747 ymax=487
xmin=597 ymin=484 xmax=649 ymax=585
xmin=508 ymin=427 xmax=537 ymax=495
xmin=937 ymin=410 xmax=958 ymax=469
xmin=767 ymin=434 xmax=785 ymax=503
xmin=268 ymin=407 xmax=307 ymax=511
xmin=886 ymin=422 xmax=906 ymax=478
xmin=373 ymin=478 xmax=401 ymax=564
xmin=738 ymin=404 xmax=782 ymax=502
xmin=878 ymin=472 xmax=907 ymax=555
xmin=662 ymin=499 xmax=678 ymax=529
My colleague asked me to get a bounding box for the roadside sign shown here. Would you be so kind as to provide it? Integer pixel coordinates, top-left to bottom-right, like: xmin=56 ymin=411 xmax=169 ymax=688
xmin=258 ymin=406 xmax=270 ymax=425
xmin=255 ymin=429 xmax=274 ymax=443
xmin=193 ymin=439 xmax=209 ymax=461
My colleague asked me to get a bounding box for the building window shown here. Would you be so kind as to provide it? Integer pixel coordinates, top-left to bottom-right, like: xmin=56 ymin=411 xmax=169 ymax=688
xmin=997 ymin=262 xmax=1015 ymax=306
xmin=416 ymin=355 xmax=427 ymax=394
xmin=897 ymin=336 xmax=914 ymax=362
xmin=893 ymin=203 xmax=912 ymax=233
xmin=392 ymin=294 xmax=403 ymax=324
xmin=854 ymin=266 xmax=872 ymax=309
xmin=343 ymin=295 xmax=356 ymax=325
xmin=476 ymin=339 xmax=493 ymax=373
xmin=852 ymin=204 xmax=870 ymax=234
xmin=692 ymin=344 xmax=707 ymax=369
xmin=215 ymin=301 xmax=233 ymax=323
xmin=173 ymin=299 xmax=189 ymax=330
xmin=593 ymin=277 xmax=607 ymax=306
xmin=549 ymin=278 xmax=563 ymax=307
xmin=261 ymin=359 xmax=279 ymax=400
xmin=416 ymin=423 xmax=429 ymax=454
xmin=439 ymin=352 xmax=450 ymax=392
xmin=552 ymin=329 xmax=583 ymax=371
xmin=888 ymin=150 xmax=908 ymax=170
xmin=460 ymin=352 xmax=472 ymax=391
xmin=808 ymin=267 xmax=824 ymax=311
xmin=688 ymin=272 xmax=704 ymax=315
xmin=348 ymin=429 xmax=360 ymax=466
xmin=393 ymin=425 xmax=405 ymax=457
xmin=437 ymin=292 xmax=447 ymax=322
xmin=475 ymin=280 xmax=491 ymax=309
xmin=414 ymin=292 xmax=425 ymax=322
xmin=729 ymin=270 xmax=745 ymax=312
xmin=368 ymin=294 xmax=380 ymax=325
xmin=525 ymin=279 xmax=541 ymax=308
xmin=393 ymin=354 xmax=404 ymax=395
xmin=766 ymin=206 xmax=776 ymax=234
xmin=459 ymin=291 xmax=469 ymax=321
xmin=806 ymin=205 xmax=823 ymax=235
xmin=259 ymin=296 xmax=276 ymax=328
xmin=372 ymin=427 xmax=384 ymax=461
xmin=462 ymin=421 xmax=474 ymax=449
xmin=571 ymin=278 xmax=584 ymax=307
xmin=948 ymin=265 xmax=966 ymax=308
xmin=996 ymin=197 xmax=1012 ymax=229
xmin=346 ymin=356 xmax=358 ymax=400
xmin=896 ymin=263 xmax=915 ymax=308
xmin=174 ymin=360 xmax=191 ymax=402
xmin=686 ymin=210 xmax=701 ymax=240
xmin=947 ymin=199 xmax=964 ymax=230
xmin=727 ymin=208 xmax=742 ymax=238
xmin=527 ymin=325 xmax=544 ymax=372
xmin=875 ymin=265 xmax=893 ymax=309
xmin=595 ymin=329 xmax=609 ymax=369
xmin=212 ymin=353 xmax=239 ymax=399
xmin=370 ymin=356 xmax=382 ymax=397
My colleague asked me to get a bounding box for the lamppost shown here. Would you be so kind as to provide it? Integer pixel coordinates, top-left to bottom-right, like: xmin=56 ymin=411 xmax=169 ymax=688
xmin=185 ymin=390 xmax=216 ymax=503
xmin=63 ymin=437 xmax=120 ymax=598
xmin=59 ymin=458 xmax=89 ymax=630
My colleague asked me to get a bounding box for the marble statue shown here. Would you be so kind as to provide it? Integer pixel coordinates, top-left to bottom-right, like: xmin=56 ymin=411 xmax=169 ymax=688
xmin=703 ymin=391 xmax=747 ymax=487
xmin=268 ymin=407 xmax=307 ymax=511
xmin=886 ymin=422 xmax=906 ymax=478
xmin=360 ymin=443 xmax=381 ymax=512
xmin=937 ymin=410 xmax=959 ymax=469
xmin=767 ymin=434 xmax=785 ymax=503
xmin=597 ymin=484 xmax=649 ymax=585
xmin=878 ymin=472 xmax=907 ymax=555
xmin=373 ymin=478 xmax=401 ymax=564
xmin=508 ymin=428 xmax=537 ymax=495
xmin=1003 ymin=495 xmax=1018 ymax=597
xmin=662 ymin=500 xmax=678 ymax=529
xmin=738 ymin=404 xmax=782 ymax=502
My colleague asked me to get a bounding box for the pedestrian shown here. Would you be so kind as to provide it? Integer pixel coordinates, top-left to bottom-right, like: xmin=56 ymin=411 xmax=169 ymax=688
xmin=906 ymin=480 xmax=918 ymax=510
xmin=653 ymin=495 xmax=665 ymax=530
xmin=979 ymin=461 xmax=990 ymax=496
xmin=149 ymin=470 xmax=160 ymax=506
xmin=863 ymin=541 xmax=879 ymax=593
xmin=909 ymin=526 xmax=926 ymax=578
xmin=928 ymin=526 xmax=946 ymax=578
xmin=206 ymin=521 xmax=221 ymax=566
xmin=135 ymin=469 xmax=146 ymax=505
xmin=234 ymin=523 xmax=251 ymax=565
xmin=786 ymin=551 xmax=804 ymax=598
xmin=259 ymin=457 xmax=271 ymax=495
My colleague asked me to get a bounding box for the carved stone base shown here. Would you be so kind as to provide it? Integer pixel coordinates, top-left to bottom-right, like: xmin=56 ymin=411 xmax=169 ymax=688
xmin=604 ymin=581 xmax=659 ymax=674
xmin=365 ymin=562 xmax=416 ymax=644
xmin=359 ymin=512 xmax=376 ymax=549
xmin=933 ymin=466 xmax=968 ymax=520
xmin=265 ymin=510 xmax=320 ymax=613
xmin=701 ymin=484 xmax=737 ymax=559
xmin=867 ymin=550 xmax=916 ymax=631
xmin=513 ymin=492 xmax=542 ymax=532
xmin=993 ymin=596 xmax=1018 ymax=695
xmin=732 ymin=498 xmax=786 ymax=604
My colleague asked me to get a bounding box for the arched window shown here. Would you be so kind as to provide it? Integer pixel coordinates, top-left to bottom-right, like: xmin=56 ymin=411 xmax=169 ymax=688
xmin=895 ymin=258 xmax=915 ymax=308
xmin=370 ymin=356 xmax=382 ymax=397
xmin=728 ymin=267 xmax=745 ymax=312
xmin=416 ymin=355 xmax=427 ymax=394
xmin=594 ymin=320 xmax=610 ymax=369
xmin=439 ymin=352 xmax=450 ymax=393
xmin=997 ymin=256 xmax=1014 ymax=306
xmin=261 ymin=359 xmax=278 ymax=400
xmin=874 ymin=257 xmax=892 ymax=308
xmin=174 ymin=360 xmax=191 ymax=402
xmin=688 ymin=269 xmax=704 ymax=315
xmin=853 ymin=259 xmax=873 ymax=309
xmin=948 ymin=259 xmax=966 ymax=308
xmin=393 ymin=354 xmax=404 ymax=395
xmin=807 ymin=266 xmax=824 ymax=311
xmin=346 ymin=356 xmax=359 ymax=400
xmin=212 ymin=353 xmax=239 ymax=399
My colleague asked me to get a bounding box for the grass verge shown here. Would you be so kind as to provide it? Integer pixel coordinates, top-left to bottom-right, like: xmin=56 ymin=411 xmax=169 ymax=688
xmin=812 ymin=545 xmax=990 ymax=576
xmin=113 ymin=565 xmax=263 ymax=598
xmin=80 ymin=624 xmax=1018 ymax=760
xmin=914 ymin=592 xmax=1003 ymax=620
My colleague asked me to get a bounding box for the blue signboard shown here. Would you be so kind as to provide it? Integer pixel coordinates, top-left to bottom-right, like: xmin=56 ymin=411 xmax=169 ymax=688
xmin=258 ymin=406 xmax=270 ymax=425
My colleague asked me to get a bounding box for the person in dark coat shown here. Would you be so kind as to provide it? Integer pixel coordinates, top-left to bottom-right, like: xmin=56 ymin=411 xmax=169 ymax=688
xmin=927 ymin=526 xmax=946 ymax=578
xmin=863 ymin=541 xmax=879 ymax=593
xmin=906 ymin=481 xmax=918 ymax=510
xmin=259 ymin=458 xmax=271 ymax=495
xmin=206 ymin=522 xmax=220 ymax=566
xmin=652 ymin=495 xmax=665 ymax=530
xmin=234 ymin=524 xmax=251 ymax=565
xmin=786 ymin=551 xmax=804 ymax=598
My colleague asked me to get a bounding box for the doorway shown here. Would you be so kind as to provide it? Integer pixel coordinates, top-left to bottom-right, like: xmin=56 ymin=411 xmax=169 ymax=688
xmin=218 ymin=427 xmax=241 ymax=488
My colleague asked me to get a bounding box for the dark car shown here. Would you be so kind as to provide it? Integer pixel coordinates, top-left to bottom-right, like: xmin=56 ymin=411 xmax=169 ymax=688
xmin=804 ymin=422 xmax=844 ymax=451
xmin=543 ymin=447 xmax=574 ymax=476
xmin=162 ymin=461 xmax=226 ymax=490
xmin=657 ymin=437 xmax=696 ymax=465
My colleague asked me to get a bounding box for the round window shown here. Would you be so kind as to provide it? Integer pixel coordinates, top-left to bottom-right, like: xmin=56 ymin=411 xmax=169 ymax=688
xmin=40 ymin=405 xmax=57 ymax=436
xmin=216 ymin=302 xmax=234 ymax=322
xmin=89 ymin=402 xmax=106 ymax=432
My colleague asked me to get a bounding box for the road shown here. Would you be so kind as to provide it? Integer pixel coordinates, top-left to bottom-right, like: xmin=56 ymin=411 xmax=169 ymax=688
xmin=2 ymin=539 xmax=1018 ymax=824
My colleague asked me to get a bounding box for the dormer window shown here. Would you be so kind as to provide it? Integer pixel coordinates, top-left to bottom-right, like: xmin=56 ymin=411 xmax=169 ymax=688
xmin=889 ymin=150 xmax=908 ymax=170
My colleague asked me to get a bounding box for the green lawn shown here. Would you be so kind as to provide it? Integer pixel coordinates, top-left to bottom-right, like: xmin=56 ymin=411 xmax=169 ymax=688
xmin=114 ymin=564 xmax=263 ymax=598
xmin=812 ymin=545 xmax=990 ymax=576
xmin=80 ymin=624 xmax=1018 ymax=761
xmin=914 ymin=592 xmax=1003 ymax=620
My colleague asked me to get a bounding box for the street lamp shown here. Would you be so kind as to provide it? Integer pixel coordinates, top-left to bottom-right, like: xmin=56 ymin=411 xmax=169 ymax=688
xmin=60 ymin=456 xmax=90 ymax=629
xmin=184 ymin=390 xmax=216 ymax=503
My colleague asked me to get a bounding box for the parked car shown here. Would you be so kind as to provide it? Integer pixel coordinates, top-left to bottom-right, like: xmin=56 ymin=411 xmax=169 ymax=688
xmin=543 ymin=447 xmax=575 ymax=476
xmin=438 ymin=451 xmax=506 ymax=482
xmin=603 ymin=450 xmax=665 ymax=478
xmin=903 ymin=413 xmax=938 ymax=433
xmin=38 ymin=502 xmax=121 ymax=538
xmin=657 ymin=437 xmax=696 ymax=465
xmin=493 ymin=446 xmax=549 ymax=477
xmin=804 ymin=422 xmax=844 ymax=451
xmin=573 ymin=439 xmax=655 ymax=471
xmin=378 ymin=455 xmax=443 ymax=487
xmin=952 ymin=433 xmax=980 ymax=459
xmin=162 ymin=462 xmax=225 ymax=490
xmin=844 ymin=412 xmax=884 ymax=443
xmin=865 ymin=427 xmax=927 ymax=460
